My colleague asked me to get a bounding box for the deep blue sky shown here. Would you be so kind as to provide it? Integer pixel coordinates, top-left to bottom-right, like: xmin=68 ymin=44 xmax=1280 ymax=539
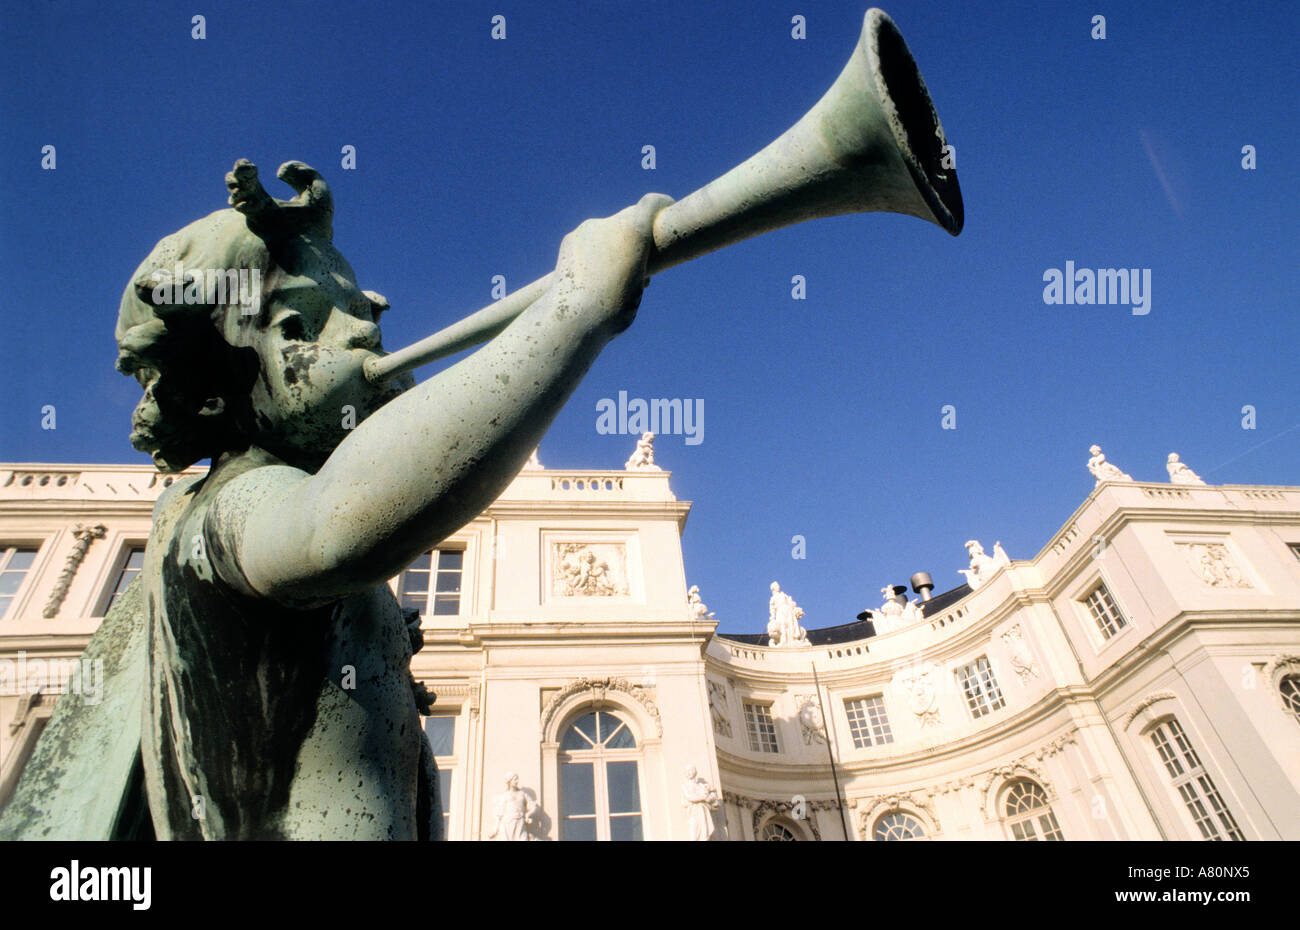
xmin=1 ymin=0 xmax=1296 ymax=635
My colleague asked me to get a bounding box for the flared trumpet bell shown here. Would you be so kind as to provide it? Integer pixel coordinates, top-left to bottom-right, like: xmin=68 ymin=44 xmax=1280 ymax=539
xmin=366 ymin=7 xmax=962 ymax=384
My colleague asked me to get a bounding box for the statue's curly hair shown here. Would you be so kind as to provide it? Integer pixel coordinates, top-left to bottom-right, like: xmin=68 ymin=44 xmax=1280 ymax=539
xmin=114 ymin=160 xmax=338 ymax=472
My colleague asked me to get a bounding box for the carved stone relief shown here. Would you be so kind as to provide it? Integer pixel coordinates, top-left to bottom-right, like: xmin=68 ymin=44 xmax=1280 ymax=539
xmin=706 ymin=679 xmax=732 ymax=738
xmin=1178 ymin=542 xmax=1251 ymax=588
xmin=42 ymin=523 xmax=106 ymax=618
xmin=539 ymin=677 xmax=662 ymax=738
xmin=898 ymin=663 xmax=940 ymax=728
xmin=793 ymin=693 xmax=827 ymax=744
xmin=1000 ymin=624 xmax=1039 ymax=682
xmin=551 ymin=542 xmax=630 ymax=597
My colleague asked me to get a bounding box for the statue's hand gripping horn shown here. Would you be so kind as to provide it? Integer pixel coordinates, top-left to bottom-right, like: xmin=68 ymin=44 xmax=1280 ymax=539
xmin=364 ymin=8 xmax=963 ymax=385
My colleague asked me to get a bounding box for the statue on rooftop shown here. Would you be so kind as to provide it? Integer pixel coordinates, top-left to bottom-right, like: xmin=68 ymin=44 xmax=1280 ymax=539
xmin=1087 ymin=444 xmax=1133 ymax=485
xmin=1166 ymin=452 xmax=1206 ymax=485
xmin=872 ymin=584 xmax=924 ymax=633
xmin=957 ymin=540 xmax=1010 ymax=590
xmin=767 ymin=582 xmax=809 ymax=647
xmin=625 ymin=432 xmax=661 ymax=470
xmin=687 ymin=584 xmax=715 ymax=621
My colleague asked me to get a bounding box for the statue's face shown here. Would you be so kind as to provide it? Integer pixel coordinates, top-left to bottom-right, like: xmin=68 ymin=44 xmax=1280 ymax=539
xmin=242 ymin=247 xmax=412 ymax=470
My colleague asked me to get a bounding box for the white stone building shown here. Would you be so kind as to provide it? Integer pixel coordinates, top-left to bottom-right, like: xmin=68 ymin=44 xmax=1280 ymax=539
xmin=1 ymin=451 xmax=1298 ymax=841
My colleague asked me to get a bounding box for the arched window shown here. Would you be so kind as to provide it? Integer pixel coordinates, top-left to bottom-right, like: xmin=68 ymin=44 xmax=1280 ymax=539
xmin=1280 ymin=674 xmax=1300 ymax=724
xmin=559 ymin=710 xmax=643 ymax=841
xmin=759 ymin=820 xmax=799 ymax=841
xmin=873 ymin=810 xmax=925 ymax=841
xmin=1003 ymin=780 xmax=1064 ymax=841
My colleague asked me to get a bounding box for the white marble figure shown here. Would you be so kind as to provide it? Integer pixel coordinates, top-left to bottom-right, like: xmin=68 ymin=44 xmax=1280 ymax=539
xmin=522 ymin=447 xmax=543 ymax=470
xmin=957 ymin=540 xmax=1010 ymax=590
xmin=555 ymin=543 xmax=627 ymax=597
xmin=687 ymin=584 xmax=715 ymax=621
xmin=682 ymin=765 xmax=721 ymax=841
xmin=1166 ymin=453 xmax=1206 ymax=486
xmin=1087 ymin=444 xmax=1133 ymax=485
xmin=1184 ymin=543 xmax=1249 ymax=588
xmin=625 ymin=432 xmax=661 ymax=471
xmin=871 ymin=585 xmax=923 ymax=634
xmin=487 ymin=772 xmax=538 ymax=840
xmin=766 ymin=582 xmax=809 ymax=647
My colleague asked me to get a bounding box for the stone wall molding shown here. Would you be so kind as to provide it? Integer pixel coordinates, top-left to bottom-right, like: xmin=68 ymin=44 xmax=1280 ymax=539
xmin=540 ymin=676 xmax=662 ymax=739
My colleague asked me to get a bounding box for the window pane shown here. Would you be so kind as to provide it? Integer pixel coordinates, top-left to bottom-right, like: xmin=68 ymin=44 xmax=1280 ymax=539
xmin=408 ymin=553 xmax=433 ymax=572
xmin=604 ymin=722 xmax=636 ymax=749
xmin=609 ymin=815 xmax=643 ymax=841
xmin=574 ymin=713 xmax=599 ymax=744
xmin=563 ymin=817 xmax=597 ymax=841
xmin=437 ymin=549 xmax=463 ymax=571
xmin=432 ymin=594 xmax=460 ymax=615
xmin=425 ymin=716 xmax=455 ymax=756
xmin=562 ymin=722 xmax=594 ymax=751
xmin=0 ymin=573 xmax=22 ymax=596
xmin=562 ymin=761 xmax=595 ymax=816
xmin=435 ymin=572 xmax=461 ymax=593
xmin=595 ymin=712 xmax=617 ymax=743
xmin=438 ymin=768 xmax=452 ymax=835
xmin=6 ymin=549 xmax=36 ymax=571
xmin=605 ymin=761 xmax=641 ymax=814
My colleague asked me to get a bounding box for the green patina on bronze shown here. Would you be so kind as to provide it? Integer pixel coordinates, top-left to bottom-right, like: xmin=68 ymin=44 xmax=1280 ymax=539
xmin=0 ymin=159 xmax=662 ymax=840
xmin=0 ymin=8 xmax=963 ymax=841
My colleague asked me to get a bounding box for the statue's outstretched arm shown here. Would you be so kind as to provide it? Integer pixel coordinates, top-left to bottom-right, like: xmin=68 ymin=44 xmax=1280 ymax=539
xmin=220 ymin=196 xmax=670 ymax=607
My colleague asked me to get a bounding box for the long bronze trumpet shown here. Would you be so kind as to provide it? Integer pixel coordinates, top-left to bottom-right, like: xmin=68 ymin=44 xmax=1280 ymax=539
xmin=364 ymin=7 xmax=963 ymax=385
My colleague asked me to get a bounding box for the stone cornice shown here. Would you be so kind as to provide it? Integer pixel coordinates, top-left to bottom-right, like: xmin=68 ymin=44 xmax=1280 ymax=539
xmin=425 ymin=620 xmax=713 ymax=648
xmin=0 ymin=635 xmax=94 ymax=655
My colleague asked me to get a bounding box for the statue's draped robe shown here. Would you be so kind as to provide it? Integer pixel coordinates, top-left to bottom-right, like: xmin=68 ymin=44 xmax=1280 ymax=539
xmin=0 ymin=466 xmax=440 ymax=840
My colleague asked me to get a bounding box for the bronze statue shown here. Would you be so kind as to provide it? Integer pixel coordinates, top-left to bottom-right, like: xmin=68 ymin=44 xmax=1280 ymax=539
xmin=0 ymin=8 xmax=961 ymax=840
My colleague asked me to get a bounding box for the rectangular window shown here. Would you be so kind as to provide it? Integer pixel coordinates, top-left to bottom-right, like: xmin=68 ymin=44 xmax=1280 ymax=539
xmin=437 ymin=768 xmax=452 ymax=839
xmin=101 ymin=546 xmax=146 ymax=616
xmin=743 ymin=702 xmax=779 ymax=753
xmin=425 ymin=715 xmax=457 ymax=838
xmin=844 ymin=695 xmax=894 ymax=748
xmin=1084 ymin=583 xmax=1128 ymax=640
xmin=1151 ymin=719 xmax=1243 ymax=840
xmin=956 ymin=656 xmax=1006 ymax=719
xmin=0 ymin=546 xmax=39 ymax=619
xmin=399 ymin=548 xmax=464 ymax=617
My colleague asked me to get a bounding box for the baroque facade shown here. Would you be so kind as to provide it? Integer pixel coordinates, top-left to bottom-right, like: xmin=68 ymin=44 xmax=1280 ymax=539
xmin=1 ymin=451 xmax=1298 ymax=841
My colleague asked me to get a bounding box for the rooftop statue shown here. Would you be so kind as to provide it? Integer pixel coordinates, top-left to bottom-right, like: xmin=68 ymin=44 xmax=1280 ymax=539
xmin=1087 ymin=444 xmax=1133 ymax=485
xmin=625 ymin=432 xmax=661 ymax=471
xmin=957 ymin=539 xmax=1010 ymax=591
xmin=767 ymin=582 xmax=809 ymax=647
xmin=1166 ymin=452 xmax=1206 ymax=486
xmin=872 ymin=583 xmax=924 ymax=633
xmin=687 ymin=584 xmax=716 ymax=621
